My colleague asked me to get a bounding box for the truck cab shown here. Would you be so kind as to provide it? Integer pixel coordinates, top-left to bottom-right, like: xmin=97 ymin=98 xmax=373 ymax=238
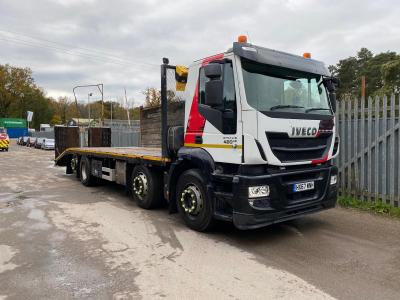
xmin=171 ymin=36 xmax=339 ymax=229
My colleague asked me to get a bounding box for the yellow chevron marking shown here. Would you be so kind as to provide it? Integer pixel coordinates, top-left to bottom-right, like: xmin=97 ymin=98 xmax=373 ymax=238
xmin=0 ymin=140 xmax=9 ymax=148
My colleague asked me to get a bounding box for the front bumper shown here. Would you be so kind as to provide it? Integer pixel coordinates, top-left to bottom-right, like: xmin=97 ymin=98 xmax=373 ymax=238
xmin=215 ymin=164 xmax=337 ymax=230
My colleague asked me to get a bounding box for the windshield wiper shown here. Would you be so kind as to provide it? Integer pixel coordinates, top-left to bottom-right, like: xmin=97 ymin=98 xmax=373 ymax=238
xmin=305 ymin=107 xmax=331 ymax=113
xmin=270 ymin=105 xmax=305 ymax=111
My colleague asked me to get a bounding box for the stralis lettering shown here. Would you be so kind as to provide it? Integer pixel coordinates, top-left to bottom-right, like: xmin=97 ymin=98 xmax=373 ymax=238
xmin=291 ymin=127 xmax=318 ymax=137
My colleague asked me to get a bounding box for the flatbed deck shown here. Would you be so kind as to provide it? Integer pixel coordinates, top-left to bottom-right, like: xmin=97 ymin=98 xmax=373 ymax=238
xmin=56 ymin=147 xmax=170 ymax=165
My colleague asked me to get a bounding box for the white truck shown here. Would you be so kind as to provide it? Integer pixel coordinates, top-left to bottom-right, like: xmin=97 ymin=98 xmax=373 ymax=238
xmin=40 ymin=124 xmax=51 ymax=132
xmin=56 ymin=36 xmax=340 ymax=231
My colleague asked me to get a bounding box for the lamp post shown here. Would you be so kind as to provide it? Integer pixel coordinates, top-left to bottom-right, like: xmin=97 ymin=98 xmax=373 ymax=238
xmin=88 ymin=92 xmax=93 ymax=127
xmin=110 ymin=101 xmax=113 ymax=124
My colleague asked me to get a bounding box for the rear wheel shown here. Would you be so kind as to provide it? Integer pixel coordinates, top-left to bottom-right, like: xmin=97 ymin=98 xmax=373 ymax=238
xmin=67 ymin=155 xmax=80 ymax=178
xmin=80 ymin=156 xmax=96 ymax=186
xmin=131 ymin=165 xmax=163 ymax=209
xmin=176 ymin=169 xmax=215 ymax=232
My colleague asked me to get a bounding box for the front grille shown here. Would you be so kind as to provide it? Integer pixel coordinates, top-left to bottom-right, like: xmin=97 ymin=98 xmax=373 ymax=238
xmin=266 ymin=132 xmax=332 ymax=162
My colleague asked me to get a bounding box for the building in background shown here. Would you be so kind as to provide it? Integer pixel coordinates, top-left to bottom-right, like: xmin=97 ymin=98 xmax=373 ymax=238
xmin=40 ymin=124 xmax=52 ymax=132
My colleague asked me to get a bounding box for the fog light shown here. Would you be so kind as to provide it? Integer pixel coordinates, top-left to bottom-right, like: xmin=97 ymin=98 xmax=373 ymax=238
xmin=249 ymin=198 xmax=271 ymax=209
xmin=330 ymin=175 xmax=337 ymax=185
xmin=248 ymin=185 xmax=270 ymax=198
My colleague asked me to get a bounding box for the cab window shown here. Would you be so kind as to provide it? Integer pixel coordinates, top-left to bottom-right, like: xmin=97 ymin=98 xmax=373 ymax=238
xmin=198 ymin=63 xmax=237 ymax=134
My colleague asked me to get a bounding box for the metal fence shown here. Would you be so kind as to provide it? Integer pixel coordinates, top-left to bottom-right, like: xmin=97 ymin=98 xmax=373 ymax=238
xmin=103 ymin=119 xmax=140 ymax=130
xmin=31 ymin=131 xmax=55 ymax=139
xmin=78 ymin=126 xmax=140 ymax=147
xmin=336 ymin=94 xmax=400 ymax=207
xmin=111 ymin=128 xmax=140 ymax=147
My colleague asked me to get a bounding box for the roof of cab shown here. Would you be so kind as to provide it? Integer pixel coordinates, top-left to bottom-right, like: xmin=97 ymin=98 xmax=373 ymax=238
xmin=193 ymin=42 xmax=330 ymax=76
xmin=232 ymin=42 xmax=330 ymax=76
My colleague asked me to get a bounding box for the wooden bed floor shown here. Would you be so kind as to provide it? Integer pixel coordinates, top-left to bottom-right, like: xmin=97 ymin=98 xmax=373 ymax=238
xmin=78 ymin=147 xmax=163 ymax=157
xmin=57 ymin=146 xmax=169 ymax=163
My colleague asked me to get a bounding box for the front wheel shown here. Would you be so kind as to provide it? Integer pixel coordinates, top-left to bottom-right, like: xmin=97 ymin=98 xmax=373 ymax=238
xmin=176 ymin=169 xmax=215 ymax=232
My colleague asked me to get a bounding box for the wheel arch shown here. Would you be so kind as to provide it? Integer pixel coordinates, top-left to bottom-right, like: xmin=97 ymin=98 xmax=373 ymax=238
xmin=167 ymin=147 xmax=215 ymax=213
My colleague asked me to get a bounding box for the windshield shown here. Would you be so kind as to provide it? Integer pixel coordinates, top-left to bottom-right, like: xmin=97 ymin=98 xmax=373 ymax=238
xmin=241 ymin=59 xmax=332 ymax=115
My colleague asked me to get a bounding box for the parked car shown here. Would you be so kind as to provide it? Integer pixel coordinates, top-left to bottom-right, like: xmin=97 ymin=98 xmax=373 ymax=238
xmin=22 ymin=136 xmax=29 ymax=146
xmin=27 ymin=137 xmax=37 ymax=147
xmin=42 ymin=138 xmax=54 ymax=150
xmin=35 ymin=137 xmax=46 ymax=149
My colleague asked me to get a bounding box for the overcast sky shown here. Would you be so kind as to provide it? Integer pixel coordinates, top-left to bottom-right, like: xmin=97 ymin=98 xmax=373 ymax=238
xmin=0 ymin=0 xmax=399 ymax=106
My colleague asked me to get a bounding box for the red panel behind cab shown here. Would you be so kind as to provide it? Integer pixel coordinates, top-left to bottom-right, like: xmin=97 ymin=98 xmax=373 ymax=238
xmin=184 ymin=53 xmax=224 ymax=143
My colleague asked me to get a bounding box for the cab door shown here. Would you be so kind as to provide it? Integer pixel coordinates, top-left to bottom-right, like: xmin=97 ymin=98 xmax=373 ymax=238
xmin=195 ymin=60 xmax=242 ymax=164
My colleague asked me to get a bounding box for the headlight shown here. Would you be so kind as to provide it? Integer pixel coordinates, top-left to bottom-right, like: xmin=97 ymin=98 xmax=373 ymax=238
xmin=248 ymin=185 xmax=270 ymax=198
xmin=330 ymin=175 xmax=337 ymax=185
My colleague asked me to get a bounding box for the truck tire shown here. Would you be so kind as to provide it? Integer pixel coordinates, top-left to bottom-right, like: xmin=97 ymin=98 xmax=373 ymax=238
xmin=131 ymin=165 xmax=163 ymax=209
xmin=176 ymin=169 xmax=215 ymax=232
xmin=67 ymin=155 xmax=80 ymax=178
xmin=80 ymin=156 xmax=96 ymax=186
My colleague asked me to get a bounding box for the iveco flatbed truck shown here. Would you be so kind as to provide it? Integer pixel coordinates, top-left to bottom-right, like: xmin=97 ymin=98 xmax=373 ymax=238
xmin=56 ymin=35 xmax=340 ymax=231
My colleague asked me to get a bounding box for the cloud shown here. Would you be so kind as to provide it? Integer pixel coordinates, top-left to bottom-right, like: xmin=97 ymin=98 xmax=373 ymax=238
xmin=0 ymin=0 xmax=399 ymax=105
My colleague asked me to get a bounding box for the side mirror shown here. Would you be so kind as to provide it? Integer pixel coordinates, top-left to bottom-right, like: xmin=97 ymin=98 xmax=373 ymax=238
xmin=323 ymin=76 xmax=340 ymax=92
xmin=204 ymin=63 xmax=223 ymax=107
xmin=205 ymin=80 xmax=223 ymax=107
xmin=332 ymin=77 xmax=341 ymax=88
xmin=330 ymin=92 xmax=337 ymax=113
xmin=204 ymin=63 xmax=222 ymax=79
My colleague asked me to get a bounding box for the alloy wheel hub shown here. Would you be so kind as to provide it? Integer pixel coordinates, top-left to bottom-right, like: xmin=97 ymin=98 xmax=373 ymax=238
xmin=133 ymin=172 xmax=148 ymax=197
xmin=180 ymin=185 xmax=202 ymax=215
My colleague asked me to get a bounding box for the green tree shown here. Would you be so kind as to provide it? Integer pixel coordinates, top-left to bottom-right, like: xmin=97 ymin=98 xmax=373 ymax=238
xmin=0 ymin=64 xmax=55 ymax=128
xmin=54 ymin=96 xmax=71 ymax=124
xmin=330 ymin=48 xmax=400 ymax=99
xmin=51 ymin=114 xmax=62 ymax=125
xmin=381 ymin=58 xmax=400 ymax=94
xmin=142 ymin=87 xmax=183 ymax=108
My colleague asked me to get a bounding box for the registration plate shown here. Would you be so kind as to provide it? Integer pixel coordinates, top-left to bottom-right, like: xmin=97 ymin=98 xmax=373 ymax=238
xmin=293 ymin=181 xmax=315 ymax=192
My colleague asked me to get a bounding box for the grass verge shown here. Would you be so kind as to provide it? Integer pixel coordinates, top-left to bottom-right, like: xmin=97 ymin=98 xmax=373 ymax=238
xmin=338 ymin=196 xmax=400 ymax=218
